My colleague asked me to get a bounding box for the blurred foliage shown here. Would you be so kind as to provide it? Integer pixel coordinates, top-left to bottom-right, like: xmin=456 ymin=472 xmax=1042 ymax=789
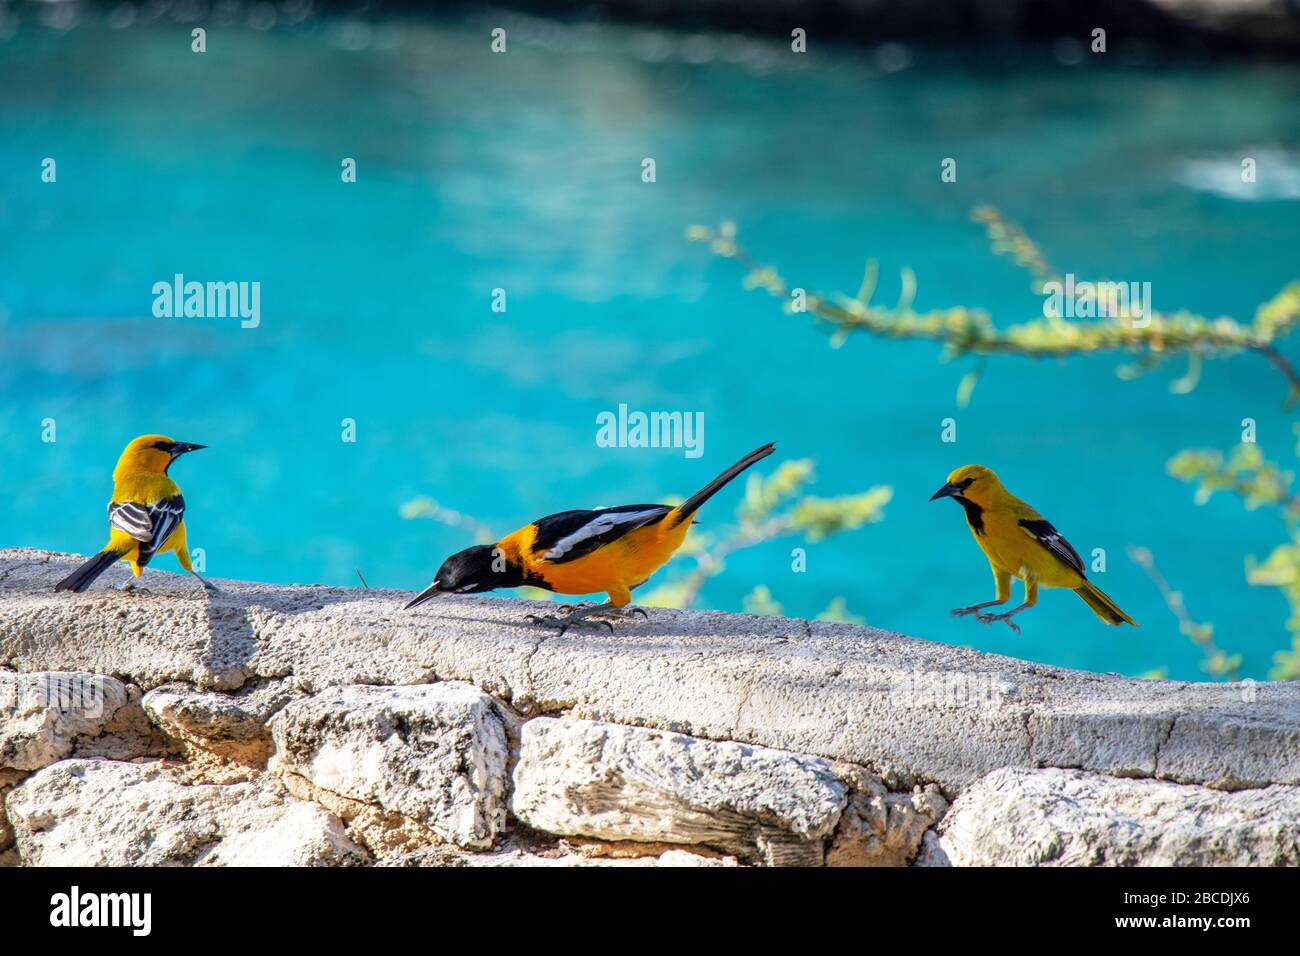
xmin=815 ymin=596 xmax=867 ymax=626
xmin=688 ymin=210 xmax=1300 ymax=404
xmin=400 ymin=497 xmax=495 ymax=544
xmin=739 ymin=586 xmax=867 ymax=624
xmin=742 ymin=585 xmax=783 ymax=617
xmin=640 ymin=459 xmax=891 ymax=610
xmin=1167 ymin=441 xmax=1300 ymax=680
xmin=401 ymin=458 xmax=890 ymax=616
xmin=1168 ymin=442 xmax=1300 ymax=518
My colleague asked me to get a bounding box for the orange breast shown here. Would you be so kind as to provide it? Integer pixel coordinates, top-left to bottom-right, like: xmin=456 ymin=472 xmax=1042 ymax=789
xmin=521 ymin=518 xmax=692 ymax=597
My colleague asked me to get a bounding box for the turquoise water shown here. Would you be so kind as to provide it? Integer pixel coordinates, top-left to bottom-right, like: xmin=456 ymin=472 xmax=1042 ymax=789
xmin=2 ymin=14 xmax=1299 ymax=680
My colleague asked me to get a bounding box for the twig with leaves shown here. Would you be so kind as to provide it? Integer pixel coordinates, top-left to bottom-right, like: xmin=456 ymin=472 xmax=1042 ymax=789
xmin=1168 ymin=440 xmax=1300 ymax=680
xmin=689 ymin=209 xmax=1300 ymax=401
xmin=637 ymin=459 xmax=890 ymax=612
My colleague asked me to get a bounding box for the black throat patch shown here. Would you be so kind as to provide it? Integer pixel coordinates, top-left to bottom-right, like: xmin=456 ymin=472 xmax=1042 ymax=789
xmin=956 ymin=496 xmax=985 ymax=534
xmin=520 ymin=565 xmax=553 ymax=591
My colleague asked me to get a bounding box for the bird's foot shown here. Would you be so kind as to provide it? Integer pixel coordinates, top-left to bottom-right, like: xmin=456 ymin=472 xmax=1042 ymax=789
xmin=119 ymin=580 xmax=149 ymax=594
xmin=976 ymin=611 xmax=1022 ymax=634
xmin=189 ymin=571 xmax=220 ymax=594
xmin=525 ymin=606 xmax=613 ymax=636
xmin=950 ymin=604 xmax=988 ymax=618
xmin=524 ymin=603 xmax=646 ymax=636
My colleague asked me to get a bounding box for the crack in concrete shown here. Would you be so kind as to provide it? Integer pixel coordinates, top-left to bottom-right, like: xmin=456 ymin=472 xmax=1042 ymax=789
xmin=734 ymin=672 xmax=756 ymax=730
xmin=1152 ymin=714 xmax=1177 ymax=778
xmin=521 ymin=631 xmax=549 ymax=710
xmin=1021 ymin=709 xmax=1036 ymax=765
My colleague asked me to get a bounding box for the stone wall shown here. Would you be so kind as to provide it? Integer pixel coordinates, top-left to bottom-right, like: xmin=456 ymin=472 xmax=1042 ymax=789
xmin=1 ymin=548 xmax=1298 ymax=867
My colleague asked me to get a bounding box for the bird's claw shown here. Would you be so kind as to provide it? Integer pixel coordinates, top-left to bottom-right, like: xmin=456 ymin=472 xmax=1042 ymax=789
xmin=523 ymin=612 xmax=614 ymax=636
xmin=524 ymin=603 xmax=647 ymax=635
xmin=977 ymin=612 xmax=1021 ymax=634
xmin=950 ymin=606 xmax=985 ymax=618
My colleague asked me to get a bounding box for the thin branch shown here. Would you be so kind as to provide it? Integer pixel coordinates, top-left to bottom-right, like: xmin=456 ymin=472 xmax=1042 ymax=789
xmin=1127 ymin=545 xmax=1241 ymax=681
xmin=692 ymin=219 xmax=1300 ymax=397
xmin=1251 ymin=341 xmax=1300 ymax=397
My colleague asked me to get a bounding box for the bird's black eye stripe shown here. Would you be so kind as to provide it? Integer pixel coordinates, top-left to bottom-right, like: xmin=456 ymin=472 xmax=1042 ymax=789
xmin=959 ymin=477 xmax=976 ymax=490
xmin=151 ymin=440 xmax=176 ymax=452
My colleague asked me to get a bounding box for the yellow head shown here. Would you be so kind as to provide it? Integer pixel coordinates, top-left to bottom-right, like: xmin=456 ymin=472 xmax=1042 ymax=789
xmin=930 ymin=464 xmax=1006 ymax=507
xmin=113 ymin=434 xmax=207 ymax=479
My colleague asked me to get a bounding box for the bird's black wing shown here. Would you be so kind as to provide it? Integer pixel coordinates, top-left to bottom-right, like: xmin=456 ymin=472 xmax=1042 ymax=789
xmin=107 ymin=501 xmax=154 ymax=541
xmin=1019 ymin=518 xmax=1086 ymax=576
xmin=531 ymin=504 xmax=671 ymax=564
xmin=109 ymin=495 xmax=186 ymax=567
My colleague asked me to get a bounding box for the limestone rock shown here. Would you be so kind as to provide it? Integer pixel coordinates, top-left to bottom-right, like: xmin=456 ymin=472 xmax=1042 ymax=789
xmin=912 ymin=830 xmax=951 ymax=867
xmin=0 ymin=669 xmax=158 ymax=771
xmin=376 ymin=837 xmax=739 ymax=868
xmin=6 ymin=758 xmax=367 ymax=866
xmin=143 ymin=679 xmax=301 ymax=768
xmin=564 ymin=836 xmax=738 ymax=864
xmin=0 ymin=768 xmax=24 ymax=861
xmin=278 ymin=766 xmax=441 ymax=857
xmin=825 ymin=762 xmax=947 ymax=866
xmin=656 ymin=848 xmax=740 ymax=866
xmin=511 ymin=717 xmax=847 ymax=865
xmin=268 ymin=682 xmax=508 ymax=850
xmin=932 ymin=766 xmax=1300 ymax=866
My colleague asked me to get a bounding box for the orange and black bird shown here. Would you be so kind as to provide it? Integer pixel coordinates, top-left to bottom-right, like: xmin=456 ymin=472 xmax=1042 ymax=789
xmin=930 ymin=464 xmax=1136 ymax=633
xmin=54 ymin=433 xmax=216 ymax=594
xmin=405 ymin=442 xmax=776 ymax=631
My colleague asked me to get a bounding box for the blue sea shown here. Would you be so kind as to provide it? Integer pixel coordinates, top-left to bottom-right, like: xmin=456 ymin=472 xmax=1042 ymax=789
xmin=2 ymin=10 xmax=1299 ymax=680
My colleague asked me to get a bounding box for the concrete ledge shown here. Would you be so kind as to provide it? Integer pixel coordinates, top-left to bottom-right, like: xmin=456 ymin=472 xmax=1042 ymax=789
xmin=3 ymin=548 xmax=1297 ymax=797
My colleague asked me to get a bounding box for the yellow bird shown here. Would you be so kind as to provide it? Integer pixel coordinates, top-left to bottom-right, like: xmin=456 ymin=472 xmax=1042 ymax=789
xmin=54 ymin=434 xmax=216 ymax=594
xmin=930 ymin=464 xmax=1135 ymax=632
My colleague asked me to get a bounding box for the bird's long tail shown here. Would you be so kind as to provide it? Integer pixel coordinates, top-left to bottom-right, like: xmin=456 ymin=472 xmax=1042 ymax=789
xmin=669 ymin=442 xmax=776 ymax=527
xmin=54 ymin=548 xmax=125 ymax=593
xmin=1074 ymin=581 xmax=1137 ymax=627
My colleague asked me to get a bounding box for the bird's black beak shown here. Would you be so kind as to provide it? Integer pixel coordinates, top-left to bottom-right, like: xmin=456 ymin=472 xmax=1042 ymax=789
xmin=404 ymin=581 xmax=442 ymax=611
xmin=930 ymin=482 xmax=959 ymax=501
xmin=172 ymin=442 xmax=207 ymax=458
